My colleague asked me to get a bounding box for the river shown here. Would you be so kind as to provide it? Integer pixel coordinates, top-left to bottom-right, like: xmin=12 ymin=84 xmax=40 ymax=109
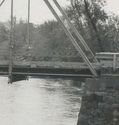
xmin=0 ymin=76 xmax=82 ymax=125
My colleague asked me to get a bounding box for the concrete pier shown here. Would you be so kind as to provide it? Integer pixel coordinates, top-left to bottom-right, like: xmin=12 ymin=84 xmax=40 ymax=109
xmin=77 ymin=77 xmax=119 ymax=125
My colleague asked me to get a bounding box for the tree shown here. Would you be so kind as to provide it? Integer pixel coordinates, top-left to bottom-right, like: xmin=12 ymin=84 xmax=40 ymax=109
xmin=0 ymin=24 xmax=8 ymax=42
xmin=67 ymin=0 xmax=108 ymax=52
xmin=35 ymin=20 xmax=80 ymax=61
xmin=103 ymin=15 xmax=119 ymax=52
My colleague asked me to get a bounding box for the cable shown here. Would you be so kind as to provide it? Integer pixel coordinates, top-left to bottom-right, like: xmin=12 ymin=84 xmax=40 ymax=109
xmin=0 ymin=0 xmax=6 ymax=7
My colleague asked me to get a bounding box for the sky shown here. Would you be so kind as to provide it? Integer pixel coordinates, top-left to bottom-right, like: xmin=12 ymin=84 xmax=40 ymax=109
xmin=0 ymin=0 xmax=119 ymax=24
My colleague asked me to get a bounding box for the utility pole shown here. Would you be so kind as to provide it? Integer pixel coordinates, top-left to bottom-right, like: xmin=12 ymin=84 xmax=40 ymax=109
xmin=8 ymin=0 xmax=14 ymax=83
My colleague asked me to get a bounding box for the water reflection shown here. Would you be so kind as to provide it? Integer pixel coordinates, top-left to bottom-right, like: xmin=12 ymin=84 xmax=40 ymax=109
xmin=0 ymin=76 xmax=81 ymax=125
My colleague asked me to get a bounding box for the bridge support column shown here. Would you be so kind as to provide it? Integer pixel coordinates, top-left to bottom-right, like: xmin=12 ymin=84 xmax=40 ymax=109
xmin=8 ymin=74 xmax=12 ymax=84
xmin=77 ymin=77 xmax=119 ymax=125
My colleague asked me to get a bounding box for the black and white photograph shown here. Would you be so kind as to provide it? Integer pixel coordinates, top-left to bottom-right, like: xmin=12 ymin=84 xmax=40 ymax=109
xmin=0 ymin=0 xmax=119 ymax=125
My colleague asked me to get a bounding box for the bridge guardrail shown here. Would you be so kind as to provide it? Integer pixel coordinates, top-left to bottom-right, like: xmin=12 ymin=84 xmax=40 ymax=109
xmin=96 ymin=52 xmax=119 ymax=71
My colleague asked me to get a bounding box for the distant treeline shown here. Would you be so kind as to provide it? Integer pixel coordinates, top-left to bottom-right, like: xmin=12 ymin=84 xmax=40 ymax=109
xmin=0 ymin=0 xmax=119 ymax=61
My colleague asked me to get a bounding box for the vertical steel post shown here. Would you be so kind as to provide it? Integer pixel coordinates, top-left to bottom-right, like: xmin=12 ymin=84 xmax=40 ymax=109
xmin=8 ymin=0 xmax=14 ymax=83
xmin=13 ymin=17 xmax=16 ymax=57
xmin=27 ymin=0 xmax=30 ymax=49
xmin=43 ymin=0 xmax=97 ymax=77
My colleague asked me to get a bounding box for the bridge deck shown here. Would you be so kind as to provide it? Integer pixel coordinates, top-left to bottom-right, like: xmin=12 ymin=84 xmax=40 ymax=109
xmin=0 ymin=60 xmax=119 ymax=78
xmin=0 ymin=61 xmax=101 ymax=78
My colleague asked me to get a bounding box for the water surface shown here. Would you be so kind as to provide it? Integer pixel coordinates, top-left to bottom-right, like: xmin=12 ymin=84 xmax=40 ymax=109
xmin=0 ymin=77 xmax=81 ymax=125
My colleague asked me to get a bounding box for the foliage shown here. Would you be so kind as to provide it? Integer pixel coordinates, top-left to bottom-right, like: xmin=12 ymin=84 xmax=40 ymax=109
xmin=0 ymin=0 xmax=119 ymax=61
xmin=33 ymin=20 xmax=80 ymax=61
xmin=0 ymin=24 xmax=9 ymax=42
xmin=67 ymin=0 xmax=108 ymax=52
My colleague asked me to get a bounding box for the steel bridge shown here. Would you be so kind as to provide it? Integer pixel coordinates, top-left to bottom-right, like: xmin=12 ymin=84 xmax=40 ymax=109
xmin=0 ymin=0 xmax=119 ymax=83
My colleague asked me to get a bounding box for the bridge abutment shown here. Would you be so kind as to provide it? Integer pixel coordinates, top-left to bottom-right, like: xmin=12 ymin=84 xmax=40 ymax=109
xmin=77 ymin=77 xmax=119 ymax=125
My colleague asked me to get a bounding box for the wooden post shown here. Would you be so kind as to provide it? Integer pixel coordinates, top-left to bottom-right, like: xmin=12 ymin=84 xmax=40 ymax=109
xmin=8 ymin=0 xmax=14 ymax=84
xmin=113 ymin=54 xmax=117 ymax=71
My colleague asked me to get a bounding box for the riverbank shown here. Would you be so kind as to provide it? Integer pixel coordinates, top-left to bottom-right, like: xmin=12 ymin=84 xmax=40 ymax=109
xmin=77 ymin=77 xmax=119 ymax=125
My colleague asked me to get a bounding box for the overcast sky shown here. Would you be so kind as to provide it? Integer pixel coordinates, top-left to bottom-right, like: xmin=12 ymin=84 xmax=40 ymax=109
xmin=0 ymin=0 xmax=119 ymax=24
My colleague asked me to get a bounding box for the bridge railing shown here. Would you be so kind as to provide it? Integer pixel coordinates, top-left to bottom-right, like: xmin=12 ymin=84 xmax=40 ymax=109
xmin=96 ymin=52 xmax=119 ymax=71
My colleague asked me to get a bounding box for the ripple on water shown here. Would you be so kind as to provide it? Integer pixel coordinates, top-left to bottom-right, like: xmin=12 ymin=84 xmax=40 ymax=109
xmin=0 ymin=77 xmax=81 ymax=125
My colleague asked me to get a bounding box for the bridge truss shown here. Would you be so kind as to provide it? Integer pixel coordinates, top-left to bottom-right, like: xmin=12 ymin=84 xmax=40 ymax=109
xmin=1 ymin=0 xmax=100 ymax=83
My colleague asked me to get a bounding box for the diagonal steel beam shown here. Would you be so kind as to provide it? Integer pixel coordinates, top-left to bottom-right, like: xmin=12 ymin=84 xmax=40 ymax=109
xmin=52 ymin=0 xmax=98 ymax=63
xmin=43 ymin=0 xmax=98 ymax=77
xmin=0 ymin=0 xmax=5 ymax=7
